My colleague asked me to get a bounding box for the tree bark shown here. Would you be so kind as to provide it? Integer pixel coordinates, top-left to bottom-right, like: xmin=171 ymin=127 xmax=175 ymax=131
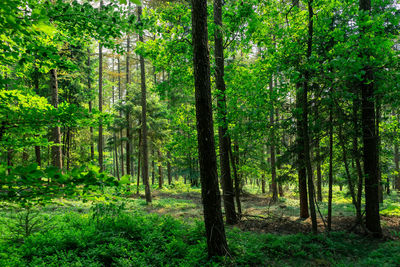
xmin=192 ymin=0 xmax=228 ymax=257
xmin=138 ymin=6 xmax=152 ymax=203
xmin=214 ymin=0 xmax=237 ymax=225
xmin=50 ymin=69 xmax=62 ymax=169
xmin=269 ymin=79 xmax=278 ymax=203
xmin=328 ymin=108 xmax=333 ymax=231
xmin=303 ymin=0 xmax=317 ymax=233
xmin=228 ymin=137 xmax=242 ymax=216
xmin=158 ymin=149 xmax=163 ymax=189
xmin=359 ymin=0 xmax=382 ymax=237
xmin=98 ymin=1 xmax=104 ymax=172
xmin=126 ymin=34 xmax=131 ymax=182
xmin=167 ymin=151 xmax=172 ymax=185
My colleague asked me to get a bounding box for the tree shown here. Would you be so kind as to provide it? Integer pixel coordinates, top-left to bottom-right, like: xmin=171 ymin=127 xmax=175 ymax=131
xmin=214 ymin=0 xmax=237 ymax=225
xmin=138 ymin=5 xmax=152 ymax=204
xmin=191 ymin=0 xmax=228 ymax=257
xmin=50 ymin=69 xmax=62 ymax=169
xmin=359 ymin=0 xmax=382 ymax=237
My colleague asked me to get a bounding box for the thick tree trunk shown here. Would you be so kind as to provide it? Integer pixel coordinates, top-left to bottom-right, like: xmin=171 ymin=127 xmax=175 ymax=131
xmin=50 ymin=69 xmax=62 ymax=169
xmin=138 ymin=6 xmax=152 ymax=203
xmin=359 ymin=0 xmax=382 ymax=237
xmin=192 ymin=0 xmax=228 ymax=257
xmin=214 ymin=0 xmax=236 ymax=225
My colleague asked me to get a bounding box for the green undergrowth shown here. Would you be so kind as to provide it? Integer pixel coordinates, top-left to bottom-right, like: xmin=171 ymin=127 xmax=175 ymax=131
xmin=0 ymin=205 xmax=399 ymax=266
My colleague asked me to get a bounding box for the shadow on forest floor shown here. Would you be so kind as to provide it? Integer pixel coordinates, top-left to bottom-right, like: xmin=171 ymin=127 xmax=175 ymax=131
xmin=131 ymin=188 xmax=400 ymax=240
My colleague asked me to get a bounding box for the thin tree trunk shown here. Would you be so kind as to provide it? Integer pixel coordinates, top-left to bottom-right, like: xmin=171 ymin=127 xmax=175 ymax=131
xmin=270 ymin=79 xmax=278 ymax=203
xmin=98 ymin=1 xmax=104 ymax=172
xmin=328 ymin=109 xmax=333 ymax=232
xmin=35 ymin=146 xmax=41 ymax=167
xmin=167 ymin=151 xmax=172 ymax=185
xmin=303 ymin=0 xmax=317 ymax=233
xmin=353 ymin=97 xmax=363 ymax=221
xmin=87 ymin=48 xmax=94 ymax=161
xmin=138 ymin=6 xmax=151 ymax=203
xmin=192 ymin=0 xmax=228 ymax=257
xmin=50 ymin=69 xmax=62 ymax=169
xmin=126 ymin=34 xmax=131 ymax=183
xmin=228 ymin=137 xmax=242 ymax=217
xmin=376 ymin=97 xmax=383 ymax=203
xmin=117 ymin=58 xmax=125 ymax=176
xmin=214 ymin=0 xmax=236 ymax=224
xmin=137 ymin=130 xmax=141 ymax=195
xmin=157 ymin=149 xmax=163 ymax=189
xmin=152 ymin=148 xmax=155 ymax=185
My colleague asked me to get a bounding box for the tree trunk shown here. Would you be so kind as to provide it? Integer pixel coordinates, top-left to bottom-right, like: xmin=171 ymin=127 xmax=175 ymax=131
xmin=87 ymin=48 xmax=94 ymax=161
xmin=126 ymin=34 xmax=131 ymax=183
xmin=138 ymin=6 xmax=152 ymax=203
xmin=270 ymin=79 xmax=278 ymax=203
xmin=167 ymin=151 xmax=172 ymax=185
xmin=353 ymin=97 xmax=364 ymax=222
xmin=328 ymin=108 xmax=333 ymax=232
xmin=228 ymin=137 xmax=242 ymax=217
xmin=50 ymin=69 xmax=62 ymax=169
xmin=98 ymin=1 xmax=104 ymax=172
xmin=359 ymin=0 xmax=382 ymax=237
xmin=158 ymin=149 xmax=163 ymax=189
xmin=137 ymin=129 xmax=141 ymax=195
xmin=394 ymin=142 xmax=400 ymax=191
xmin=192 ymin=0 xmax=228 ymax=257
xmin=376 ymin=98 xmax=383 ymax=203
xmin=152 ymin=148 xmax=155 ymax=185
xmin=303 ymin=0 xmax=317 ymax=233
xmin=261 ymin=175 xmax=266 ymax=194
xmin=35 ymin=146 xmax=41 ymax=167
xmin=214 ymin=0 xmax=236 ymax=225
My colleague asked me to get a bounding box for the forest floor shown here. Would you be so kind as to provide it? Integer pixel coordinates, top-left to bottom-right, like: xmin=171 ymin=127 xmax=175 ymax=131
xmin=127 ymin=183 xmax=400 ymax=239
xmin=1 ymin=181 xmax=400 ymax=266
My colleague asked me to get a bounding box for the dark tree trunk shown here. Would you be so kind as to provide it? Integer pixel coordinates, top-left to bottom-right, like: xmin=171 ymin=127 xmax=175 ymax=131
xmin=315 ymin=132 xmax=322 ymax=202
xmin=138 ymin=6 xmax=152 ymax=203
xmin=35 ymin=146 xmax=41 ymax=167
xmin=353 ymin=97 xmax=364 ymax=221
xmin=50 ymin=69 xmax=62 ymax=169
xmin=303 ymin=0 xmax=317 ymax=233
xmin=359 ymin=0 xmax=382 ymax=237
xmin=261 ymin=175 xmax=266 ymax=194
xmin=228 ymin=137 xmax=242 ymax=216
xmin=328 ymin=108 xmax=333 ymax=231
xmin=152 ymin=148 xmax=155 ymax=185
xmin=214 ymin=0 xmax=236 ymax=225
xmin=191 ymin=0 xmax=228 ymax=257
xmin=376 ymin=98 xmax=383 ymax=203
